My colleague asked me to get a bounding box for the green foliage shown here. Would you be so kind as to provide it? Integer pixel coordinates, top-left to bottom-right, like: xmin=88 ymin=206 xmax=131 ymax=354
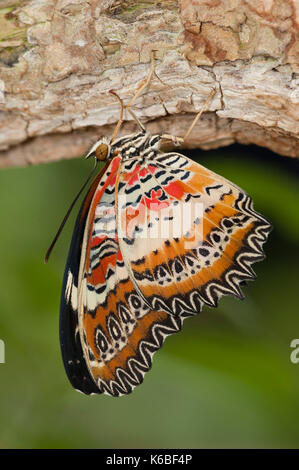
xmin=0 ymin=145 xmax=298 ymax=448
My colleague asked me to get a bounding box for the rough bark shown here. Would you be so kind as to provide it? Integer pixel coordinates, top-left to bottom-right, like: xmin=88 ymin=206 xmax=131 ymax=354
xmin=0 ymin=0 xmax=298 ymax=168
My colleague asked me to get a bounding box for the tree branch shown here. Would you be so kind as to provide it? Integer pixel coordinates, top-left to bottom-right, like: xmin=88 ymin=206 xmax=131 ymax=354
xmin=0 ymin=0 xmax=298 ymax=168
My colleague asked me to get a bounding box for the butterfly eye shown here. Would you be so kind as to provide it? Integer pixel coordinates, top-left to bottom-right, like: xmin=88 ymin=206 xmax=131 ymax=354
xmin=95 ymin=143 xmax=109 ymax=161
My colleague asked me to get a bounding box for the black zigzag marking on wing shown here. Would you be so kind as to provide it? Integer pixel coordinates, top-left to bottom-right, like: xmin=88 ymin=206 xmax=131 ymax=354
xmin=127 ymin=186 xmax=271 ymax=314
xmin=96 ymin=314 xmax=184 ymax=396
xmin=154 ymin=153 xmax=272 ymax=309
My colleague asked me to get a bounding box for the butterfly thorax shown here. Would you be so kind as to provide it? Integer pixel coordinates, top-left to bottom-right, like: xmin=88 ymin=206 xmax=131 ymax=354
xmin=86 ymin=132 xmax=162 ymax=163
xmin=111 ymin=132 xmax=161 ymax=161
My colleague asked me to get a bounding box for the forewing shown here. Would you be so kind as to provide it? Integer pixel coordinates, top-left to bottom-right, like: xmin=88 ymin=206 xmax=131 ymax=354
xmin=60 ymin=162 xmax=110 ymax=395
xmin=117 ymin=152 xmax=272 ymax=315
xmin=75 ymin=156 xmax=183 ymax=396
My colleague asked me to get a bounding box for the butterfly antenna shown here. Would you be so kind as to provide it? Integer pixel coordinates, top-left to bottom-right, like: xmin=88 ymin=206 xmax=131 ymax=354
xmin=44 ymin=157 xmax=98 ymax=264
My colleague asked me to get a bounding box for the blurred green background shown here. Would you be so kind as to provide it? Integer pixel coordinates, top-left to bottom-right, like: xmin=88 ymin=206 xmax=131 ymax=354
xmin=0 ymin=144 xmax=298 ymax=449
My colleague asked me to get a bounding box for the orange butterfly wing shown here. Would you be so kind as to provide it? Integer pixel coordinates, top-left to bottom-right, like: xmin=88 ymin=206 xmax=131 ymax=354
xmin=61 ymin=146 xmax=271 ymax=397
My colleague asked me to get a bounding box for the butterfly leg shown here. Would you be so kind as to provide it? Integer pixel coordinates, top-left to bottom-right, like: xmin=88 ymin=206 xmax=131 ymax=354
xmin=109 ymin=90 xmax=125 ymax=143
xmin=182 ymin=88 xmax=216 ymax=140
xmin=160 ymin=88 xmax=216 ymax=145
xmin=109 ymin=51 xmax=156 ymax=137
xmin=126 ymin=50 xmax=156 ymax=112
xmin=125 ymin=50 xmax=157 ymax=133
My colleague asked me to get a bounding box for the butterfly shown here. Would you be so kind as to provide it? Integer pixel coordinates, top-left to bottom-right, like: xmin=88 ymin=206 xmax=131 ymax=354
xmin=46 ymin=60 xmax=272 ymax=397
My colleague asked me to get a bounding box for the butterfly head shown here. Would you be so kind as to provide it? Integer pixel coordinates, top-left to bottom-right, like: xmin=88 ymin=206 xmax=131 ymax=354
xmin=85 ymin=137 xmax=111 ymax=161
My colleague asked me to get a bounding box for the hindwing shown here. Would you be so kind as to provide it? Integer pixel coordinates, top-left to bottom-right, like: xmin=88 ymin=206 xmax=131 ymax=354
xmin=117 ymin=152 xmax=272 ymax=315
